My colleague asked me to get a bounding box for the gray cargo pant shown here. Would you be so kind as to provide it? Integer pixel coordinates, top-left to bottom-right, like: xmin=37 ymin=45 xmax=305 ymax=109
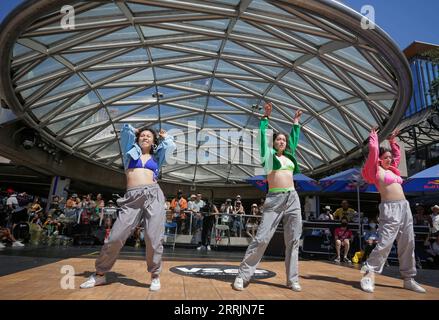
xmin=95 ymin=183 xmax=166 ymax=276
xmin=364 ymin=199 xmax=416 ymax=279
xmin=238 ymin=190 xmax=302 ymax=286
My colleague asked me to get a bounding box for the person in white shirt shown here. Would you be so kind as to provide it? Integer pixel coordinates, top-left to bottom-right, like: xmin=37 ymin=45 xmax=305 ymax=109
xmin=430 ymin=205 xmax=439 ymax=235
xmin=318 ymin=206 xmax=334 ymax=221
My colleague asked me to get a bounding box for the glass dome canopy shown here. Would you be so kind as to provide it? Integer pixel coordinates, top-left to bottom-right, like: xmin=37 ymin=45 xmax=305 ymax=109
xmin=0 ymin=0 xmax=412 ymax=185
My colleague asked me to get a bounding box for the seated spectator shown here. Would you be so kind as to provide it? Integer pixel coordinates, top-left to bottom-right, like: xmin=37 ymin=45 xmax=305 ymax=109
xmin=0 ymin=226 xmax=24 ymax=248
xmin=431 ymin=205 xmax=439 ymax=236
xmin=334 ymin=200 xmax=355 ymax=222
xmin=414 ymin=204 xmax=432 ymax=226
xmin=425 ymin=236 xmax=439 ymax=267
xmin=362 ymin=220 xmax=379 ymax=262
xmin=246 ymin=204 xmax=261 ymax=238
xmin=43 ymin=214 xmax=61 ymax=236
xmin=318 ymin=206 xmax=334 ymax=221
xmin=334 ymin=217 xmax=353 ymax=263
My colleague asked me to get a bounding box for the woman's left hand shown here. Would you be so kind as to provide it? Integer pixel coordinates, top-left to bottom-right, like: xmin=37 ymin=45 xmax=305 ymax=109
xmin=293 ymin=110 xmax=303 ymax=123
xmin=388 ymin=129 xmax=400 ymax=141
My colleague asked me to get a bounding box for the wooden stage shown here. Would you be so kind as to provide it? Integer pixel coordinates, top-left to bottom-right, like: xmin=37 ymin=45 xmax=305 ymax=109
xmin=0 ymin=251 xmax=438 ymax=300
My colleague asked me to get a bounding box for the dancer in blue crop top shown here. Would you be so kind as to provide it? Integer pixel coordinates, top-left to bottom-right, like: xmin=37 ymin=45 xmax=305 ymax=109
xmin=81 ymin=125 xmax=176 ymax=292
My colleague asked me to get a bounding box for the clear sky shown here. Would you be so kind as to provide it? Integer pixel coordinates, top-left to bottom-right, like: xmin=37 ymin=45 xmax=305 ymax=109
xmin=0 ymin=0 xmax=438 ymax=50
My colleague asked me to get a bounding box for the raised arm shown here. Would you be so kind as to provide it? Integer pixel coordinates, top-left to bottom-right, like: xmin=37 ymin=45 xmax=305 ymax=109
xmin=388 ymin=129 xmax=401 ymax=167
xmin=258 ymin=102 xmax=273 ymax=165
xmin=288 ymin=109 xmax=302 ymax=154
xmin=155 ymin=129 xmax=176 ymax=169
xmin=361 ymin=127 xmax=379 ymax=183
xmin=120 ymin=124 xmax=137 ymax=155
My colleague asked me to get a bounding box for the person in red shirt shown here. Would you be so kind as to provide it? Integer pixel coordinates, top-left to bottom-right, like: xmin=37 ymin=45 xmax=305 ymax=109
xmin=334 ymin=217 xmax=353 ymax=263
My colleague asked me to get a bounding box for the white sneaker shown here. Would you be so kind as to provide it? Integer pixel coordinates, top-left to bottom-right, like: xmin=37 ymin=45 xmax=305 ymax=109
xmin=0 ymin=242 xmax=5 ymax=249
xmin=206 ymin=245 xmax=211 ymax=251
xmin=403 ymin=278 xmax=426 ymax=293
xmin=360 ymin=271 xmax=375 ymax=293
xmin=12 ymin=241 xmax=24 ymax=247
xmin=150 ymin=277 xmax=161 ymax=291
xmin=233 ymin=277 xmax=245 ymax=291
xmin=196 ymin=245 xmax=204 ymax=251
xmin=290 ymin=282 xmax=302 ymax=292
xmin=80 ymin=273 xmax=107 ymax=289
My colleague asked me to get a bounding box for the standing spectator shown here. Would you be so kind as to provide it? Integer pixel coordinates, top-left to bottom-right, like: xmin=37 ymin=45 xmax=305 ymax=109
xmin=430 ymin=205 xmax=439 ymax=236
xmin=246 ymin=204 xmax=261 ymax=238
xmin=6 ymin=191 xmax=18 ymax=211
xmin=334 ymin=217 xmax=353 ymax=263
xmin=318 ymin=206 xmax=334 ymax=221
xmin=170 ymin=190 xmax=188 ymax=233
xmin=190 ymin=193 xmax=205 ymax=249
xmin=199 ymin=201 xmax=219 ymax=251
xmin=66 ymin=194 xmax=79 ymax=209
xmin=231 ymin=200 xmax=245 ymax=236
xmin=334 ymin=200 xmax=356 ymax=222
xmin=234 ymin=195 xmax=242 ymax=208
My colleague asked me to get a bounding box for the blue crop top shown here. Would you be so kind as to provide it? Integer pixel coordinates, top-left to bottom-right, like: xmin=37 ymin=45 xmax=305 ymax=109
xmin=127 ymin=156 xmax=159 ymax=180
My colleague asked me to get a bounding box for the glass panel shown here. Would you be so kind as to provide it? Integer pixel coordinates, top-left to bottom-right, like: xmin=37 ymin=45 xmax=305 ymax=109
xmin=127 ymin=3 xmax=170 ymax=12
xmin=307 ymin=118 xmax=332 ymax=142
xmin=97 ymin=87 xmax=137 ymax=100
xmin=102 ymin=48 xmax=149 ymax=63
xmin=321 ymin=108 xmax=352 ymax=134
xmin=115 ymin=68 xmax=154 ymax=82
xmin=46 ymin=74 xmax=86 ymax=97
xmin=161 ymin=104 xmax=184 ymax=117
xmin=175 ymin=78 xmax=211 ymax=91
xmin=246 ymin=63 xmax=283 ymax=77
xmin=177 ymin=96 xmax=207 ymax=108
xmin=292 ymin=31 xmax=331 ymax=46
xmin=64 ymin=129 xmax=96 ymax=146
xmin=333 ymin=46 xmax=375 ymax=72
xmin=18 ymin=57 xmax=65 ymax=83
xmin=234 ymin=80 xmax=269 ymax=93
xmin=266 ymin=86 xmax=296 ymax=104
xmin=295 ymin=93 xmax=328 ymax=111
xmin=314 ymin=140 xmax=340 ymax=159
xmin=319 ymin=81 xmax=353 ymax=101
xmin=268 ymin=47 xmax=303 ymax=61
xmin=208 ymin=97 xmax=241 ymax=111
xmin=232 ymin=20 xmax=274 ymax=38
xmin=93 ymin=142 xmax=120 ymax=159
xmin=149 ymin=48 xmax=189 ymax=60
xmin=47 ymin=115 xmax=80 ymax=134
xmin=212 ymin=0 xmax=240 ymax=5
xmin=75 ymin=109 xmax=109 ymax=128
xmin=211 ymin=79 xmax=244 ymax=93
xmin=205 ymin=116 xmax=233 ymax=128
xmin=76 ymin=3 xmax=123 ymax=18
xmin=332 ymin=130 xmax=356 ymax=150
xmin=378 ymin=100 xmax=395 ymax=111
xmin=183 ymin=40 xmax=222 ymax=52
xmin=107 ymin=105 xmax=142 ymax=118
xmin=344 ymin=101 xmax=378 ymax=127
xmin=86 ymin=125 xmax=116 ymax=143
xmin=302 ymin=58 xmax=339 ymax=81
xmin=349 ymin=73 xmax=385 ymax=94
xmin=281 ymin=71 xmax=316 ymax=92
xmin=120 ymin=87 xmax=156 ymax=101
xmin=188 ymin=19 xmax=230 ymax=31
xmin=63 ymin=92 xmax=101 ymax=113
xmin=154 ymin=67 xmax=191 ymax=80
xmin=19 ymin=84 xmax=44 ymax=100
xmin=178 ymin=59 xmax=216 ymax=72
xmin=95 ymin=26 xmax=139 ymax=42
xmin=62 ymin=50 xmax=106 ymax=65
xmin=122 ymin=105 xmax=159 ymax=121
xmin=247 ymin=0 xmax=292 ymax=16
xmin=216 ymin=60 xmax=252 ymax=75
xmin=141 ymin=26 xmax=182 ymax=38
xmin=82 ymin=69 xmax=125 ymax=83
xmin=223 ymin=40 xmax=262 ymax=57
xmin=13 ymin=43 xmax=32 ymax=57
xmin=31 ymin=99 xmax=67 ymax=119
xmin=32 ymin=32 xmax=79 ymax=46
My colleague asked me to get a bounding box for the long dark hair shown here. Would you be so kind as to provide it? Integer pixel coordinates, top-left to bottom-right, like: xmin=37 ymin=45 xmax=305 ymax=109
xmin=379 ymin=146 xmax=391 ymax=157
xmin=273 ymin=132 xmax=292 ymax=154
xmin=136 ymin=127 xmax=158 ymax=155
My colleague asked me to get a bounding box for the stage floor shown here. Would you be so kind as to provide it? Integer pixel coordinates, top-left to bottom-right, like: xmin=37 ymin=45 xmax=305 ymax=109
xmin=0 ymin=247 xmax=438 ymax=300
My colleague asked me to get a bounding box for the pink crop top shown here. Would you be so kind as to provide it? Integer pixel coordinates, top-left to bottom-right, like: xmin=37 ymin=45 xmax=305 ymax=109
xmin=383 ymin=170 xmax=403 ymax=185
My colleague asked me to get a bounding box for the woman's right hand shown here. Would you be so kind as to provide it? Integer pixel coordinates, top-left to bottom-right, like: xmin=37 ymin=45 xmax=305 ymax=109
xmin=263 ymin=102 xmax=272 ymax=118
xmin=370 ymin=126 xmax=379 ymax=134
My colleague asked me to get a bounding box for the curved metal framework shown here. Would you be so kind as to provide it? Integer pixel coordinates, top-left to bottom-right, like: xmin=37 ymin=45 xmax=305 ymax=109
xmin=0 ymin=0 xmax=412 ymax=185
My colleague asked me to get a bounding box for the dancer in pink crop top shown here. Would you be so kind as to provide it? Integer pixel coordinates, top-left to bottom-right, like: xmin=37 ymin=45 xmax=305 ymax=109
xmin=359 ymin=127 xmax=426 ymax=294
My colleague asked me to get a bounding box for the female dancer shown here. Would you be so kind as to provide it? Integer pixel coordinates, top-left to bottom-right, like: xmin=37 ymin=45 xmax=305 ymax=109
xmin=233 ymin=102 xmax=303 ymax=292
xmin=80 ymin=124 xmax=175 ymax=291
xmin=360 ymin=127 xmax=425 ymax=293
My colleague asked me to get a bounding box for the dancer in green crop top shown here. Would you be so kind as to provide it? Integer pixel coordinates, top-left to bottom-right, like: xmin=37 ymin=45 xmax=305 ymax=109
xmin=234 ymin=102 xmax=304 ymax=292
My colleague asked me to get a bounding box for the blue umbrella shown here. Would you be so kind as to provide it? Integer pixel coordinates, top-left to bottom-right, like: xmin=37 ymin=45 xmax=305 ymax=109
xmin=403 ymin=163 xmax=439 ymax=192
xmin=246 ymin=174 xmax=321 ymax=192
xmin=319 ymin=168 xmax=377 ymax=193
